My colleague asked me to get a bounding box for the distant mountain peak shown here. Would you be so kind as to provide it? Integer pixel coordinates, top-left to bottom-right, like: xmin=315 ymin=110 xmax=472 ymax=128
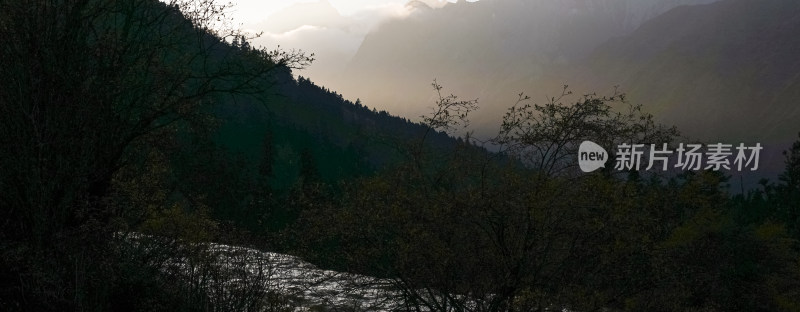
xmin=256 ymin=0 xmax=346 ymax=34
xmin=405 ymin=0 xmax=433 ymax=11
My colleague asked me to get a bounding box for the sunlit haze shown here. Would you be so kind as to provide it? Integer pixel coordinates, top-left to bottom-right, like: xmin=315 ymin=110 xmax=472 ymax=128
xmin=227 ymin=0 xmax=474 ymax=105
xmin=231 ymin=0 xmax=456 ymax=22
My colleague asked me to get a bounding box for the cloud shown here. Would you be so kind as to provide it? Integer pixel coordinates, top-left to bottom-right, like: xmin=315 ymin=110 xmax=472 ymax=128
xmin=237 ymin=0 xmax=480 ymax=86
xmin=242 ymin=0 xmax=441 ymax=84
xmin=250 ymin=23 xmax=364 ymax=84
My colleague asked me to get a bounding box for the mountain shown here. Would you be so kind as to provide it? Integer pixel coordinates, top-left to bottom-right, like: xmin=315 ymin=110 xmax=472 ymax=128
xmin=252 ymin=0 xmax=349 ymax=34
xmin=405 ymin=0 xmax=433 ymax=11
xmin=323 ymin=0 xmax=799 ymax=182
xmin=330 ymin=0 xmax=719 ymax=129
xmin=584 ymin=0 xmax=800 ymax=145
xmin=561 ymin=0 xmax=800 ymax=181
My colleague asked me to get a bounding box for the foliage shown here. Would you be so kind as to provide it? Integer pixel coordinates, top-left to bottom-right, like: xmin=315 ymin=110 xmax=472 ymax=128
xmin=297 ymin=83 xmax=800 ymax=312
xmin=495 ymin=85 xmax=680 ymax=176
xmin=0 ymin=0 xmax=310 ymax=309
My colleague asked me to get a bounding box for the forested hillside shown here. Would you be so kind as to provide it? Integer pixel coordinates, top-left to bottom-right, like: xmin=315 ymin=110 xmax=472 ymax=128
xmin=0 ymin=0 xmax=457 ymax=309
xmin=2 ymin=0 xmax=800 ymax=311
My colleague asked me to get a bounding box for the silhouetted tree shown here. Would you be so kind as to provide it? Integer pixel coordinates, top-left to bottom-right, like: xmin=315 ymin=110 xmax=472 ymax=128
xmin=0 ymin=0 xmax=311 ymax=309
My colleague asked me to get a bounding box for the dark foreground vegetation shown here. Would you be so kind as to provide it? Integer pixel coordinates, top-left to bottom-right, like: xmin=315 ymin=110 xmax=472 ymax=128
xmin=1 ymin=0 xmax=799 ymax=311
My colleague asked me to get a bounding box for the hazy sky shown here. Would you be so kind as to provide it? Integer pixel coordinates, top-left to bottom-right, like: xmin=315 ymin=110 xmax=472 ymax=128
xmin=226 ymin=0 xmax=474 ymax=88
xmin=230 ymin=0 xmax=458 ymax=24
